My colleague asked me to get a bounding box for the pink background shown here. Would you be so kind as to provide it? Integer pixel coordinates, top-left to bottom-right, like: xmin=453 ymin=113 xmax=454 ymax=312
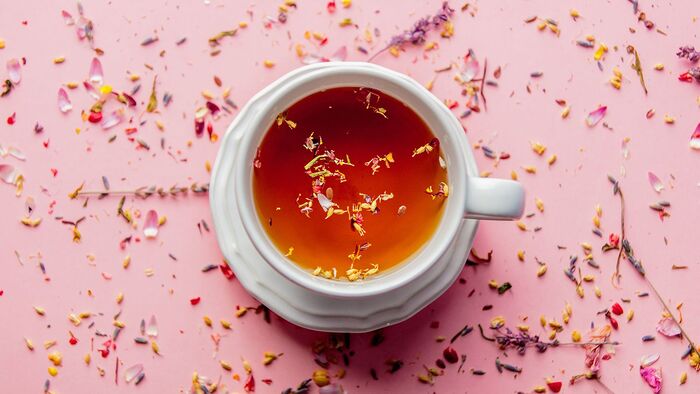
xmin=1 ymin=0 xmax=699 ymax=392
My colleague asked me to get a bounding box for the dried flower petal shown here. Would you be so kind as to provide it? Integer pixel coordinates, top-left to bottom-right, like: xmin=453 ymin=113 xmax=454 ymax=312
xmin=0 ymin=164 xmax=19 ymax=184
xmin=125 ymin=363 xmax=143 ymax=383
xmin=144 ymin=210 xmax=159 ymax=238
xmin=57 ymin=88 xmax=72 ymax=113
xmin=641 ymin=353 xmax=660 ymax=368
xmin=585 ymin=105 xmax=607 ymax=127
xmin=656 ymin=317 xmax=681 ymax=337
xmin=647 ymin=171 xmax=664 ymax=193
xmin=330 ymin=46 xmax=347 ymax=62
xmin=146 ymin=315 xmax=158 ymax=337
xmin=640 ymin=366 xmax=662 ymax=394
xmin=101 ymin=110 xmax=124 ymax=130
xmin=7 ymin=58 xmax=21 ymax=84
xmin=690 ymin=122 xmax=700 ymax=150
xmin=61 ymin=10 xmax=75 ymax=25
xmin=89 ymin=57 xmax=103 ymax=85
xmin=461 ymin=56 xmax=479 ymax=83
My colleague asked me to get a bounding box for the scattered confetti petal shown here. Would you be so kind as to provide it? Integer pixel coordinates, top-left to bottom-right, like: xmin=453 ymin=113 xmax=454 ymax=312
xmin=143 ymin=210 xmax=159 ymax=238
xmin=89 ymin=57 xmax=103 ymax=84
xmin=647 ymin=172 xmax=664 ymax=193
xmin=125 ymin=363 xmax=143 ymax=383
xmin=690 ymin=122 xmax=700 ymax=150
xmin=57 ymin=88 xmax=72 ymax=113
xmin=7 ymin=58 xmax=21 ymax=84
xmin=639 ymin=366 xmax=662 ymax=394
xmin=585 ymin=106 xmax=607 ymax=127
xmin=656 ymin=317 xmax=681 ymax=337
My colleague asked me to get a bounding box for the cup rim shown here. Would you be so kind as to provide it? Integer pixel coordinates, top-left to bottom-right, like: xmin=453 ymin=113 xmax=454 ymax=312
xmin=233 ymin=62 xmax=471 ymax=298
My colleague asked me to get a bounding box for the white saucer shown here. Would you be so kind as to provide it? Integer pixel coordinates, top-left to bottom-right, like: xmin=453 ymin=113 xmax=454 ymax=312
xmin=210 ymin=63 xmax=479 ymax=332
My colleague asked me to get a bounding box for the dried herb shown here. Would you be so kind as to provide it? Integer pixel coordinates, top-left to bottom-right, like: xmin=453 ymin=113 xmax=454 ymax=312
xmin=450 ymin=324 xmax=473 ymax=344
xmin=606 ymin=176 xmax=699 ymax=367
xmin=370 ymin=330 xmax=385 ymax=347
xmin=281 ymin=378 xmax=312 ymax=394
xmin=76 ymin=182 xmax=209 ymax=199
xmin=368 ymin=2 xmax=454 ymax=61
xmin=496 ymin=282 xmax=512 ymax=294
xmin=627 ymin=45 xmax=648 ymax=94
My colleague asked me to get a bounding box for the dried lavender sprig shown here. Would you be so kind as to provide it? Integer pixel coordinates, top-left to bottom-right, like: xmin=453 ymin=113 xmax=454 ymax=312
xmin=368 ymin=2 xmax=454 ymax=61
xmin=688 ymin=67 xmax=700 ymax=83
xmin=677 ymin=46 xmax=700 ymax=62
xmin=77 ymin=183 xmax=209 ymax=199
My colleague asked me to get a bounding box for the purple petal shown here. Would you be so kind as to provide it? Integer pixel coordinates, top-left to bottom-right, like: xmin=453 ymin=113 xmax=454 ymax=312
xmin=101 ymin=110 xmax=124 ymax=130
xmin=89 ymin=57 xmax=103 ymax=85
xmin=329 ymin=46 xmax=348 ymax=62
xmin=124 ymin=363 xmax=144 ymax=383
xmin=57 ymin=88 xmax=72 ymax=113
xmin=143 ymin=210 xmax=159 ymax=238
xmin=640 ymin=366 xmax=662 ymax=394
xmin=647 ymin=172 xmax=664 ymax=193
xmin=61 ymin=10 xmax=75 ymax=25
xmin=0 ymin=164 xmax=19 ymax=184
xmin=586 ymin=106 xmax=607 ymax=127
xmin=146 ymin=315 xmax=158 ymax=337
xmin=656 ymin=317 xmax=680 ymax=337
xmin=7 ymin=58 xmax=21 ymax=84
xmin=690 ymin=122 xmax=700 ymax=150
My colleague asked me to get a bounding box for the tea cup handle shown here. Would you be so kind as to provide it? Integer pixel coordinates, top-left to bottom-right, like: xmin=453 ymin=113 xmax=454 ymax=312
xmin=463 ymin=177 xmax=525 ymax=220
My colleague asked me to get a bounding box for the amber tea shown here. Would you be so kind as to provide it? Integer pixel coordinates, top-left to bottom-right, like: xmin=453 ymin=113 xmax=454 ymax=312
xmin=252 ymin=87 xmax=448 ymax=281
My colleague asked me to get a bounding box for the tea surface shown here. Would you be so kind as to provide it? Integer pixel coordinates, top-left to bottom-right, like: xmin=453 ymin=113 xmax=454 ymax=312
xmin=252 ymin=87 xmax=448 ymax=281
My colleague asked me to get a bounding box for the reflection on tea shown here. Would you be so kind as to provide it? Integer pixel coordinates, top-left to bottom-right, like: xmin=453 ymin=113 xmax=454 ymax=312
xmin=252 ymin=87 xmax=448 ymax=281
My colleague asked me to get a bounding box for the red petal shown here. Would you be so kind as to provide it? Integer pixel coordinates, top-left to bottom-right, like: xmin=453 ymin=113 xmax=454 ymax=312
xmin=547 ymin=381 xmax=563 ymax=393
xmin=611 ymin=303 xmax=623 ymax=315
xmin=220 ymin=263 xmax=235 ymax=280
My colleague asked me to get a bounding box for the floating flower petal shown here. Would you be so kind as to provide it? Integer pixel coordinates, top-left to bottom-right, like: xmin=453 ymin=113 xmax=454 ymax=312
xmin=89 ymin=57 xmax=103 ymax=85
xmin=656 ymin=317 xmax=681 ymax=337
xmin=143 ymin=210 xmax=159 ymax=238
xmin=586 ymin=106 xmax=607 ymax=127
xmin=640 ymin=366 xmax=662 ymax=394
xmin=57 ymin=88 xmax=72 ymax=113
xmin=124 ymin=363 xmax=143 ymax=383
xmin=647 ymin=172 xmax=664 ymax=193
xmin=690 ymin=122 xmax=700 ymax=150
xmin=7 ymin=59 xmax=21 ymax=84
xmin=316 ymin=193 xmax=335 ymax=212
